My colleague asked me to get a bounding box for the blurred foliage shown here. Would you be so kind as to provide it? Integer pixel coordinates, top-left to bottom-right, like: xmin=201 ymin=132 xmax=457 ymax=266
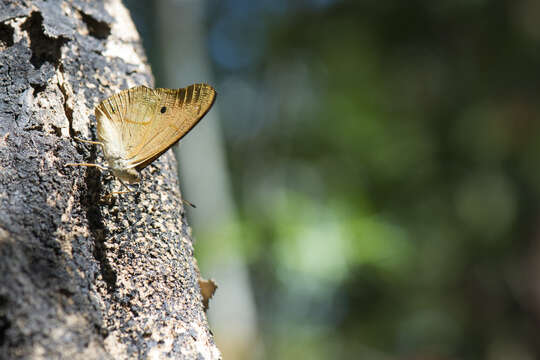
xmin=129 ymin=0 xmax=540 ymax=358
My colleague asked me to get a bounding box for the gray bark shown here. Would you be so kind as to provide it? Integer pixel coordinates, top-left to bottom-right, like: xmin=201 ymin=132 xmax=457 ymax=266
xmin=0 ymin=0 xmax=220 ymax=359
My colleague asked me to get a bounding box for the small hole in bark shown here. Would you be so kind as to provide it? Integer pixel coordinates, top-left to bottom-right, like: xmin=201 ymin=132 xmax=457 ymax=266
xmin=0 ymin=295 xmax=9 ymax=346
xmin=52 ymin=125 xmax=62 ymax=137
xmin=58 ymin=288 xmax=74 ymax=297
xmin=0 ymin=22 xmax=14 ymax=50
xmin=0 ymin=315 xmax=10 ymax=346
xmin=79 ymin=11 xmax=110 ymax=39
xmin=31 ymin=83 xmax=46 ymax=95
xmin=21 ymin=12 xmax=68 ymax=68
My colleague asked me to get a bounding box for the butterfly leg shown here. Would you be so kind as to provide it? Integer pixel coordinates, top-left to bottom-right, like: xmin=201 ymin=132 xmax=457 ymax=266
xmin=103 ymin=178 xmax=136 ymax=198
xmin=118 ymin=178 xmax=135 ymax=194
xmin=73 ymin=137 xmax=104 ymax=147
xmin=182 ymin=198 xmax=197 ymax=208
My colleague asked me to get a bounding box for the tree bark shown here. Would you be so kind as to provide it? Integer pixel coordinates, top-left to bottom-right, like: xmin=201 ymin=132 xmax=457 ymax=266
xmin=0 ymin=0 xmax=221 ymax=359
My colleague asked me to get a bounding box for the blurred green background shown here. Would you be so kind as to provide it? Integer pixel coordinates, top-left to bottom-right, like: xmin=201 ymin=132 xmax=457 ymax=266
xmin=125 ymin=0 xmax=540 ymax=359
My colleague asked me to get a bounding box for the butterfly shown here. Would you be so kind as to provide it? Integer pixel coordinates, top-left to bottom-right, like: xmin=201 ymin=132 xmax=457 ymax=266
xmin=67 ymin=83 xmax=216 ymax=196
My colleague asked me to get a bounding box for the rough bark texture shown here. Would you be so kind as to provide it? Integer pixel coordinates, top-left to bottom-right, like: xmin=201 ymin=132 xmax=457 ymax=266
xmin=0 ymin=0 xmax=221 ymax=359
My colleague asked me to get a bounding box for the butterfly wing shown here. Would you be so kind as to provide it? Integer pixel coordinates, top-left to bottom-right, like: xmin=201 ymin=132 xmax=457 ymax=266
xmin=130 ymin=84 xmax=217 ymax=170
xmin=95 ymin=84 xmax=216 ymax=171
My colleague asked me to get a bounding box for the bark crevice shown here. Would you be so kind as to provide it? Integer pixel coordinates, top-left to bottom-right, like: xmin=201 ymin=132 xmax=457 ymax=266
xmin=21 ymin=11 xmax=68 ymax=68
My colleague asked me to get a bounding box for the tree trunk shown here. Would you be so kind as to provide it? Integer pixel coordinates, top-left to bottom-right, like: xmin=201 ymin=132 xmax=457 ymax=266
xmin=0 ymin=0 xmax=221 ymax=359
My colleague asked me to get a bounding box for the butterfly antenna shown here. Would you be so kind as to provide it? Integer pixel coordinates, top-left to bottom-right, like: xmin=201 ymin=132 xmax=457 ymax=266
xmin=65 ymin=162 xmax=108 ymax=171
xmin=66 ymin=138 xmax=107 ymax=170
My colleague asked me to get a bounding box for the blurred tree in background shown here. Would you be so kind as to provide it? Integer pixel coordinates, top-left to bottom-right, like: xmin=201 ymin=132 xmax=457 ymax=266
xmin=127 ymin=0 xmax=540 ymax=359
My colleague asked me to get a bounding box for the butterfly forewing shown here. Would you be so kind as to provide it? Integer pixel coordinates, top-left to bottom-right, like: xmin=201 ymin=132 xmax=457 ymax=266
xmin=95 ymin=84 xmax=216 ymax=171
xmin=129 ymin=84 xmax=216 ymax=169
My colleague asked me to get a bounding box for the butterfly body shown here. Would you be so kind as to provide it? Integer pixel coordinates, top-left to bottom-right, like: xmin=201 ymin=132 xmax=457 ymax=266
xmin=93 ymin=84 xmax=216 ymax=184
xmin=95 ymin=114 xmax=139 ymax=183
